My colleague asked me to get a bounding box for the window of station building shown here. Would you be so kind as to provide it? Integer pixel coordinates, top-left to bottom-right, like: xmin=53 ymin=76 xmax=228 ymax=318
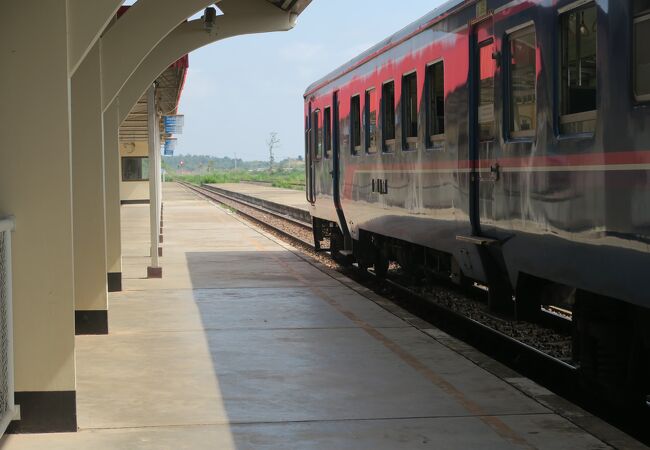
xmin=508 ymin=26 xmax=537 ymax=138
xmin=323 ymin=107 xmax=332 ymax=158
xmin=634 ymin=1 xmax=650 ymax=101
xmin=365 ymin=88 xmax=378 ymax=153
xmin=559 ymin=3 xmax=597 ymax=134
xmin=402 ymin=71 xmax=418 ymax=150
xmin=313 ymin=109 xmax=322 ymax=160
xmin=426 ymin=61 xmax=445 ymax=148
xmin=350 ymin=95 xmax=361 ymax=155
xmin=122 ymin=156 xmax=149 ymax=182
xmin=382 ymin=81 xmax=396 ymax=150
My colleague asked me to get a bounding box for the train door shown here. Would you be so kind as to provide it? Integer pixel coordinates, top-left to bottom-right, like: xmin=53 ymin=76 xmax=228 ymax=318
xmin=306 ymin=102 xmax=315 ymax=204
xmin=468 ymin=15 xmax=514 ymax=313
xmin=332 ymin=92 xmax=342 ymax=212
xmin=331 ymin=91 xmax=352 ymax=249
xmin=469 ymin=15 xmax=502 ymax=237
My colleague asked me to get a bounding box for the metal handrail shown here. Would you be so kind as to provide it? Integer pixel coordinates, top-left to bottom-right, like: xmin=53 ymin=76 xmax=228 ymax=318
xmin=0 ymin=216 xmax=16 ymax=436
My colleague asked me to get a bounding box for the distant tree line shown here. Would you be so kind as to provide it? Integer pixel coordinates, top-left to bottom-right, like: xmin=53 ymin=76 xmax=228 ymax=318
xmin=163 ymin=154 xmax=304 ymax=175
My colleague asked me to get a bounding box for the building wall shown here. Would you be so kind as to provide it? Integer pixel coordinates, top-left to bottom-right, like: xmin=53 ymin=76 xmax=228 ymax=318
xmin=119 ymin=142 xmax=150 ymax=203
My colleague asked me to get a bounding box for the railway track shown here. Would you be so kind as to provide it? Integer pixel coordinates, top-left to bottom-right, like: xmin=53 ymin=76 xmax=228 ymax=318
xmin=180 ymin=182 xmax=314 ymax=247
xmin=179 ymin=181 xmax=649 ymax=445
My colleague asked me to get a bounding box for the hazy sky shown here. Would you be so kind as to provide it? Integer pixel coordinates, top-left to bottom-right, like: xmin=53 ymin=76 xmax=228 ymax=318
xmin=168 ymin=1 xmax=446 ymax=160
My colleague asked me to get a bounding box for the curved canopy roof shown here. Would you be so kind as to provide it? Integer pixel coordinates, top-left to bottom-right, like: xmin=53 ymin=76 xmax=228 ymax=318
xmin=119 ymin=0 xmax=312 ymax=143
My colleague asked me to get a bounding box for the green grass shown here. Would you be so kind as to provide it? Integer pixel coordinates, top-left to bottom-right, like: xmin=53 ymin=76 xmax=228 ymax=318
xmin=169 ymin=169 xmax=305 ymax=190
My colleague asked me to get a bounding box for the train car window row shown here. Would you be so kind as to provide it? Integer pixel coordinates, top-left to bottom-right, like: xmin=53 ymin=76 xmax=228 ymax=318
xmin=508 ymin=26 xmax=537 ymax=139
xmin=402 ymin=71 xmax=418 ymax=150
xmin=382 ymin=81 xmax=396 ymax=152
xmin=426 ymin=61 xmax=445 ymax=149
xmin=365 ymin=88 xmax=378 ymax=154
xmin=559 ymin=2 xmax=597 ymax=134
xmin=634 ymin=1 xmax=650 ymax=101
xmin=324 ymin=106 xmax=332 ymax=158
xmin=322 ymin=0 xmax=650 ymax=155
xmin=350 ymin=95 xmax=362 ymax=155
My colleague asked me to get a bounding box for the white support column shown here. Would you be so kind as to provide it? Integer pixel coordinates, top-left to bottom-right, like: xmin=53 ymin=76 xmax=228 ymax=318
xmin=71 ymin=43 xmax=109 ymax=335
xmin=157 ymin=119 xmax=163 ymax=246
xmin=0 ymin=1 xmax=77 ymax=432
xmin=104 ymin=102 xmax=123 ymax=292
xmin=147 ymin=85 xmax=162 ymax=278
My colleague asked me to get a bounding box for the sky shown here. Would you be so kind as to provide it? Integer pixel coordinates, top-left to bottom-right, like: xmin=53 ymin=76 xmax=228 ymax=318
xmin=171 ymin=0 xmax=447 ymax=161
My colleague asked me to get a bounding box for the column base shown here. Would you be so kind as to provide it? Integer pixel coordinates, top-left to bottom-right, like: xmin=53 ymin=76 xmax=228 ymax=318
xmin=147 ymin=266 xmax=162 ymax=278
xmin=75 ymin=310 xmax=108 ymax=335
xmin=107 ymin=272 xmax=122 ymax=292
xmin=7 ymin=391 xmax=77 ymax=434
xmin=120 ymin=200 xmax=149 ymax=205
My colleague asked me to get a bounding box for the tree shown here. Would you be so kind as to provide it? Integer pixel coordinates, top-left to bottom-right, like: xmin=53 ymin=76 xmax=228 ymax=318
xmin=267 ymin=132 xmax=280 ymax=173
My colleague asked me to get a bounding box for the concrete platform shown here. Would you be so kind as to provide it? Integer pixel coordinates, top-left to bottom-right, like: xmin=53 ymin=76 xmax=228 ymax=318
xmin=1 ymin=183 xmax=638 ymax=449
xmin=209 ymin=182 xmax=308 ymax=212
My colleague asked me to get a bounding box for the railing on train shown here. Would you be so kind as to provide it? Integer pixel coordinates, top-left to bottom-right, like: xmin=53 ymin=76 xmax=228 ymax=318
xmin=0 ymin=216 xmax=16 ymax=436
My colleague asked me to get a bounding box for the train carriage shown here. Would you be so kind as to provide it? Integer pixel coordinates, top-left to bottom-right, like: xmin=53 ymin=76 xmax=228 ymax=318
xmin=305 ymin=0 xmax=650 ymax=408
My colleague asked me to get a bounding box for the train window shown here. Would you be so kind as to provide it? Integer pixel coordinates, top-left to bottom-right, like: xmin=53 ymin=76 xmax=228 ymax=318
xmin=365 ymin=88 xmax=378 ymax=153
xmin=313 ymin=109 xmax=322 ymax=160
xmin=634 ymin=12 xmax=650 ymax=100
xmin=122 ymin=157 xmax=149 ymax=182
xmin=478 ymin=40 xmax=496 ymax=142
xmin=559 ymin=3 xmax=597 ymax=134
xmin=350 ymin=95 xmax=361 ymax=155
xmin=402 ymin=72 xmax=418 ymax=150
xmin=324 ymin=107 xmax=332 ymax=158
xmin=426 ymin=61 xmax=445 ymax=148
xmin=382 ymin=81 xmax=396 ymax=150
xmin=508 ymin=26 xmax=536 ymax=138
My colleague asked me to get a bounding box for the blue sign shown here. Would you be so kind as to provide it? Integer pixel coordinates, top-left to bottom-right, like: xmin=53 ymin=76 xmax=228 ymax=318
xmin=163 ymin=115 xmax=184 ymax=134
xmin=163 ymin=138 xmax=177 ymax=156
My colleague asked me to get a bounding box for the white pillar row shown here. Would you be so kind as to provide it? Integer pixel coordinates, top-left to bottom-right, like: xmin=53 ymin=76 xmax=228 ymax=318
xmin=0 ymin=1 xmax=77 ymax=433
xmin=104 ymin=103 xmax=123 ymax=292
xmin=116 ymin=0 xmax=295 ymax=125
xmin=71 ymin=43 xmax=110 ymax=335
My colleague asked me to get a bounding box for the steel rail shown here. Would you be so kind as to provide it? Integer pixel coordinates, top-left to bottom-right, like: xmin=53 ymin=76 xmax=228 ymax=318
xmin=198 ymin=184 xmax=312 ymax=230
xmin=179 ymin=182 xmax=314 ymax=247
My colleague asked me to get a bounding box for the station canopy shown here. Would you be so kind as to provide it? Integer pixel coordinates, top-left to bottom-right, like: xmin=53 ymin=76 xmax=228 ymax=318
xmin=118 ymin=0 xmax=311 ymax=143
xmin=119 ymin=56 xmax=188 ymax=143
